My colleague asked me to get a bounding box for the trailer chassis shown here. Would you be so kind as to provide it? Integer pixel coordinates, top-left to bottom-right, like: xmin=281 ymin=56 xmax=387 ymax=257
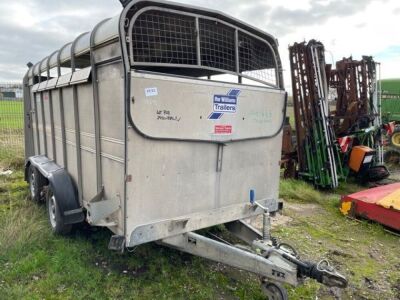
xmin=160 ymin=205 xmax=347 ymax=299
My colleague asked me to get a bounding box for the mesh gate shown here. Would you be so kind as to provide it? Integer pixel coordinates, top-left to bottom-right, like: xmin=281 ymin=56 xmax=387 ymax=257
xmin=199 ymin=19 xmax=236 ymax=72
xmin=132 ymin=11 xmax=197 ymax=65
xmin=238 ymin=32 xmax=276 ymax=86
xmin=130 ymin=9 xmax=278 ymax=87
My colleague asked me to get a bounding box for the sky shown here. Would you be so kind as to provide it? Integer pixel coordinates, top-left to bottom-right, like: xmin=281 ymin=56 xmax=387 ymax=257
xmin=0 ymin=0 xmax=399 ymax=91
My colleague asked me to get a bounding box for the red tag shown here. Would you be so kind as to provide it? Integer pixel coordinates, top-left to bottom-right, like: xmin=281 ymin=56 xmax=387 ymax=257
xmin=338 ymin=136 xmax=352 ymax=153
xmin=214 ymin=125 xmax=232 ymax=135
xmin=384 ymin=122 xmax=395 ymax=136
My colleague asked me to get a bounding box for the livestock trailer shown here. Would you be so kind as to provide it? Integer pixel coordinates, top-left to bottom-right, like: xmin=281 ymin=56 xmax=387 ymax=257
xmin=23 ymin=0 xmax=347 ymax=297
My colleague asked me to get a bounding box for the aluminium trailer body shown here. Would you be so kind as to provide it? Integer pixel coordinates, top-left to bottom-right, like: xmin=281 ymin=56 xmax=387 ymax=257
xmin=23 ymin=1 xmax=347 ymax=296
xmin=24 ymin=0 xmax=284 ymax=249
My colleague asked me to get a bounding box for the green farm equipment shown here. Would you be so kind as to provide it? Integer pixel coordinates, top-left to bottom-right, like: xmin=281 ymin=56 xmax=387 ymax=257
xmin=381 ymin=79 xmax=400 ymax=123
xmin=289 ymin=41 xmax=344 ymax=188
xmin=288 ymin=41 xmax=388 ymax=189
xmin=380 ymin=79 xmax=400 ymax=149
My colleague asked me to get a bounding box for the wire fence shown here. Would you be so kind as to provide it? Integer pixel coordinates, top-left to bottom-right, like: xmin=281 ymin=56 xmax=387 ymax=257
xmin=0 ymin=83 xmax=24 ymax=156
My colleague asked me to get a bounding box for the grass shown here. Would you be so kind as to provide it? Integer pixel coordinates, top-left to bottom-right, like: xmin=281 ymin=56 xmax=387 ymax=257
xmin=0 ymin=100 xmax=23 ymax=130
xmin=1 ymin=147 xmax=399 ymax=299
xmin=0 ymin=100 xmax=24 ymax=157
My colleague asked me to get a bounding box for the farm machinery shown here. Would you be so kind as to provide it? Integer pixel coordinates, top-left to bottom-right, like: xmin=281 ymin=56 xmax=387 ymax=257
xmin=381 ymin=79 xmax=400 ymax=124
xmin=286 ymin=40 xmax=389 ymax=189
xmin=380 ymin=79 xmax=400 ymax=151
xmin=340 ymin=182 xmax=400 ymax=231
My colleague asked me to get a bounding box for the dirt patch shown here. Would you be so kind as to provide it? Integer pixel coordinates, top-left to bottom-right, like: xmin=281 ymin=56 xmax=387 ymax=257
xmin=284 ymin=202 xmax=324 ymax=217
xmin=246 ymin=202 xmax=324 ymax=232
xmin=368 ymin=247 xmax=387 ymax=263
xmin=247 ymin=212 xmax=293 ymax=232
xmin=93 ymin=256 xmax=149 ymax=278
xmin=317 ymin=286 xmax=343 ymax=300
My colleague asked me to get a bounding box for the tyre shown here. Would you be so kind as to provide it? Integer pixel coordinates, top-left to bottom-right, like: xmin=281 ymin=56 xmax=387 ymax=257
xmin=28 ymin=165 xmax=47 ymax=203
xmin=46 ymin=186 xmax=72 ymax=235
xmin=390 ymin=128 xmax=400 ymax=150
xmin=384 ymin=149 xmax=400 ymax=173
xmin=261 ymin=282 xmax=288 ymax=300
xmin=365 ymin=165 xmax=390 ymax=182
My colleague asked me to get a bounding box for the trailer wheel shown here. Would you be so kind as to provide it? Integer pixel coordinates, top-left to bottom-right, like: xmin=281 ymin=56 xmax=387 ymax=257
xmin=390 ymin=128 xmax=400 ymax=149
xmin=46 ymin=186 xmax=72 ymax=235
xmin=261 ymin=282 xmax=288 ymax=300
xmin=28 ymin=165 xmax=47 ymax=203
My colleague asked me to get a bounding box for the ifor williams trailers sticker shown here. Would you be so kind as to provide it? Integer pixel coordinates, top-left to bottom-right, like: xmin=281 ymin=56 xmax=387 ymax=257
xmin=208 ymin=89 xmax=241 ymax=120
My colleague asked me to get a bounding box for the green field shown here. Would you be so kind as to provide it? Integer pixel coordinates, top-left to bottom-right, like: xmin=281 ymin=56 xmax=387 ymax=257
xmin=0 ymin=100 xmax=24 ymax=131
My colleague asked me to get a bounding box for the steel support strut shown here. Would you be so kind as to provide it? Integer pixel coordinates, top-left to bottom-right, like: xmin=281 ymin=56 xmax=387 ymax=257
xmin=161 ymin=224 xmax=348 ymax=291
xmin=160 ymin=199 xmax=349 ymax=293
xmin=161 ymin=231 xmax=299 ymax=286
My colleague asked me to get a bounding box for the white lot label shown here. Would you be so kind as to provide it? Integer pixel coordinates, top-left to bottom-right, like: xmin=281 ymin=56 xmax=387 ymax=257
xmin=363 ymin=155 xmax=373 ymax=164
xmin=145 ymin=87 xmax=158 ymax=97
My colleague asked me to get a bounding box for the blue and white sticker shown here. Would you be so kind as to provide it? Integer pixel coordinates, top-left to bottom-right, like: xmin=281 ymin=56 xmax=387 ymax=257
xmin=208 ymin=89 xmax=241 ymax=120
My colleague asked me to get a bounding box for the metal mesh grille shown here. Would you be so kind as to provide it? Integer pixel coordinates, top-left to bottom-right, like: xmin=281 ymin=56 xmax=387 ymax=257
xmin=199 ymin=19 xmax=236 ymax=72
xmin=238 ymin=32 xmax=276 ymax=86
xmin=130 ymin=10 xmax=278 ymax=86
xmin=132 ymin=10 xmax=197 ymax=65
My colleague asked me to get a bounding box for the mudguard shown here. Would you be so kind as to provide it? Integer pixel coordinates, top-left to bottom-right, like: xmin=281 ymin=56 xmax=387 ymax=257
xmin=25 ymin=155 xmax=85 ymax=225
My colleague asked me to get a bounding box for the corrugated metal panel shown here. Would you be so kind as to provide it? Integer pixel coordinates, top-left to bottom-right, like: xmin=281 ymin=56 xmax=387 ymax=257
xmin=70 ymin=67 xmax=92 ymax=85
xmin=30 ymin=14 xmax=119 ymax=79
xmin=75 ymin=32 xmax=91 ymax=56
xmin=32 ymin=83 xmax=40 ymax=92
xmin=49 ymin=51 xmax=59 ymax=69
xmin=46 ymin=77 xmax=59 ymax=90
xmin=37 ymin=80 xmax=48 ymax=91
xmin=60 ymin=44 xmax=72 ymax=63
xmin=56 ymin=73 xmax=72 ymax=88
xmin=39 ymin=57 xmax=49 ymax=73
xmin=93 ymin=15 xmax=119 ymax=46
xmin=33 ymin=64 xmax=40 ymax=76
